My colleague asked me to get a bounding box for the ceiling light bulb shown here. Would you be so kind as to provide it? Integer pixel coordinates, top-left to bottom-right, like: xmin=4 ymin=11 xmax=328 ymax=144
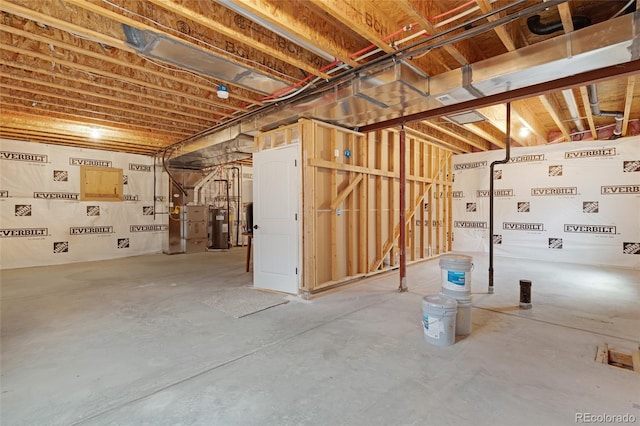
xmin=519 ymin=127 xmax=530 ymax=138
xmin=217 ymin=84 xmax=229 ymax=99
xmin=89 ymin=127 xmax=101 ymax=139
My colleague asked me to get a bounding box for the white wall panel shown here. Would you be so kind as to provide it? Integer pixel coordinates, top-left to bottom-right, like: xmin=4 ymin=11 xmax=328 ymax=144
xmin=452 ymin=137 xmax=639 ymax=268
xmin=0 ymin=139 xmax=169 ymax=269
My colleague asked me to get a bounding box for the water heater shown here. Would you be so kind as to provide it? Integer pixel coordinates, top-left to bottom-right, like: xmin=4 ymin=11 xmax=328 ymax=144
xmin=209 ymin=207 xmax=229 ymax=250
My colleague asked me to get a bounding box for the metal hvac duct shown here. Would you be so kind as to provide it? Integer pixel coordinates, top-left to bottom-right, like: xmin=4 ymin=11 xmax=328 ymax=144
xmin=168 ymin=10 xmax=638 ymax=169
xmin=122 ymin=25 xmax=289 ymax=95
xmin=240 ymin=10 xmax=639 ymax=133
xmin=167 ymin=133 xmax=254 ymax=170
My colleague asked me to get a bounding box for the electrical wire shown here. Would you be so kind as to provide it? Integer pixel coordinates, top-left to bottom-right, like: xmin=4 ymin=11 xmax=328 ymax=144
xmin=157 ymin=0 xmax=545 ymax=156
xmin=434 ymin=0 xmax=498 ymax=28
xmin=429 ymin=0 xmax=477 ymax=22
xmin=258 ymin=1 xmax=482 ymax=103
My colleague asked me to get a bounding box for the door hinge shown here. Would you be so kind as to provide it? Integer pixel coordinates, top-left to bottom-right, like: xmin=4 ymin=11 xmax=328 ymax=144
xmin=294 ymin=159 xmax=297 ymax=167
xmin=295 ymin=213 xmax=298 ymax=220
xmin=295 ymin=267 xmax=298 ymax=275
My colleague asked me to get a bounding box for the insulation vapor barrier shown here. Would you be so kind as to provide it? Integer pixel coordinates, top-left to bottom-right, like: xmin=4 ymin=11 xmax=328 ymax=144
xmin=0 ymin=139 xmax=169 ymax=269
xmin=452 ymin=137 xmax=639 ymax=269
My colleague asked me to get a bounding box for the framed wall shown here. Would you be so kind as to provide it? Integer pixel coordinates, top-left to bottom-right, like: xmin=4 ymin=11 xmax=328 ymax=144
xmin=256 ymin=119 xmax=454 ymax=293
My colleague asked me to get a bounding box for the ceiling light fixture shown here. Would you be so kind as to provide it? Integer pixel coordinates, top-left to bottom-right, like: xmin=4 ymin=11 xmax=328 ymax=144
xmin=217 ymin=84 xmax=229 ymax=99
xmin=89 ymin=127 xmax=101 ymax=140
xmin=518 ymin=126 xmax=530 ymax=138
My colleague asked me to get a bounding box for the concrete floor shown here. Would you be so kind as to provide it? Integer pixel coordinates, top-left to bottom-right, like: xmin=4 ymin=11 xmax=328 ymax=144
xmin=1 ymin=249 xmax=639 ymax=426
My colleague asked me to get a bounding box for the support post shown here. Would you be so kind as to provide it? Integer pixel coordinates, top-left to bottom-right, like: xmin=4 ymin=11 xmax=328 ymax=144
xmin=399 ymin=126 xmax=408 ymax=292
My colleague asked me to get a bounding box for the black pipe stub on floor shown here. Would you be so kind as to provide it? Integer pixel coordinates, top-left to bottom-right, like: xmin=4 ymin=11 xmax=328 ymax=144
xmin=519 ymin=279 xmax=532 ymax=309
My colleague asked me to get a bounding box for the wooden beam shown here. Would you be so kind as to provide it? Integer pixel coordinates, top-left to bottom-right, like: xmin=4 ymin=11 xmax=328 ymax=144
xmin=227 ymin=0 xmax=359 ymax=67
xmin=329 ymin=173 xmax=363 ymax=211
xmin=369 ymin=183 xmax=432 ymax=271
xmin=0 ymin=94 xmax=194 ymax=138
xmin=308 ymin=158 xmax=450 ymax=185
xmin=476 ymin=0 xmax=516 ymax=52
xmin=511 ymin=100 xmax=549 ymax=144
xmin=374 ymin=131 xmax=383 ymax=271
xmin=578 ymin=86 xmax=598 ymax=139
xmin=0 ymin=130 xmax=157 ymax=154
xmin=358 ymin=133 xmax=368 ymax=274
xmin=302 ymin=120 xmax=317 ymax=291
xmin=622 ymin=75 xmax=636 ymax=136
xmin=308 ymin=0 xmax=396 ymax=55
xmin=539 ymin=94 xmax=572 ymax=142
xmin=63 ymin=0 xmax=321 ymax=82
xmin=0 ymin=22 xmax=256 ymax=109
xmin=558 ymin=3 xmax=574 ymax=33
xmin=463 ymin=122 xmax=506 ymax=149
xmin=0 ymin=0 xmax=131 ymax=52
xmin=0 ymin=58 xmax=225 ymax=125
xmin=146 ymin=0 xmax=330 ymax=79
xmin=403 ymin=123 xmax=469 ymax=153
xmin=0 ymin=43 xmax=236 ymax=119
xmin=421 ymin=120 xmax=491 ymax=151
xmin=394 ymin=0 xmax=471 ymax=66
xmin=329 ymin=128 xmax=338 ymax=281
xmin=0 ymin=72 xmax=218 ymax=129
xmin=1 ymin=111 xmax=170 ymax=147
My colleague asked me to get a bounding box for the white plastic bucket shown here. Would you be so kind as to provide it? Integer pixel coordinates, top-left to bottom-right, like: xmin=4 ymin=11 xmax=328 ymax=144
xmin=439 ymin=255 xmax=473 ymax=296
xmin=453 ymin=295 xmax=472 ymax=336
xmin=422 ymin=294 xmax=458 ymax=346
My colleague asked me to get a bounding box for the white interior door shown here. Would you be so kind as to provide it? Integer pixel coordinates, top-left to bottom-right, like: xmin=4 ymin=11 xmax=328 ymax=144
xmin=252 ymin=145 xmax=300 ymax=294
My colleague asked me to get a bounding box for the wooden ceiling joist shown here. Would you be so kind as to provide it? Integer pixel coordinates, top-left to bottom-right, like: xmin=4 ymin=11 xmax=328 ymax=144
xmin=0 ymin=97 xmax=193 ymax=138
xmin=1 ymin=0 xmax=637 ymax=157
xmin=0 ymin=73 xmax=221 ymax=129
xmin=2 ymin=112 xmax=171 ymax=147
xmin=420 ymin=120 xmax=491 ymax=152
xmin=225 ymin=0 xmax=361 ymax=68
xmin=622 ymin=75 xmax=637 ymax=136
xmin=476 ymin=0 xmax=517 ymax=52
xmin=393 ymin=0 xmax=472 ymax=67
xmin=143 ymin=0 xmax=330 ymax=79
xmin=538 ymin=94 xmax=572 ymax=142
xmin=0 ymin=30 xmax=243 ymax=116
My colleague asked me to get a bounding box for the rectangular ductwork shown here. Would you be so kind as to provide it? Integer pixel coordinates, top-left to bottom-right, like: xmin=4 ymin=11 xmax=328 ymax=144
xmin=243 ymin=10 xmax=639 ymax=132
xmin=168 ymin=133 xmax=254 ymax=170
xmin=122 ymin=25 xmax=289 ymax=95
xmin=171 ymin=11 xmax=638 ymax=170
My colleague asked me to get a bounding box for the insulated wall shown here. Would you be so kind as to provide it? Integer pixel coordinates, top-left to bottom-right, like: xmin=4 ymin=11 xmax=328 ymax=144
xmin=0 ymin=139 xmax=169 ymax=269
xmin=452 ymin=137 xmax=639 ymax=268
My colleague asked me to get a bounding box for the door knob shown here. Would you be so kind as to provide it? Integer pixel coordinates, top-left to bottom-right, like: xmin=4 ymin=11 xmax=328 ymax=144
xmin=253 ymin=224 xmax=259 ymax=230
